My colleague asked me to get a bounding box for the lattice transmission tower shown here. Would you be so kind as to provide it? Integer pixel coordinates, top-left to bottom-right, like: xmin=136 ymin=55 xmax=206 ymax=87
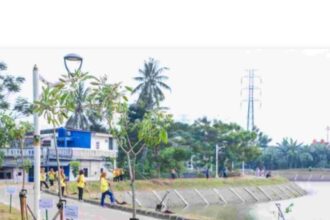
xmin=241 ymin=69 xmax=262 ymax=131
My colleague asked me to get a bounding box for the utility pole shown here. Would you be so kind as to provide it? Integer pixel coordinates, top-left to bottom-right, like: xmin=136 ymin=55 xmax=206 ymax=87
xmin=33 ymin=65 xmax=41 ymax=220
xmin=215 ymin=144 xmax=219 ymax=178
xmin=241 ymin=69 xmax=262 ymax=175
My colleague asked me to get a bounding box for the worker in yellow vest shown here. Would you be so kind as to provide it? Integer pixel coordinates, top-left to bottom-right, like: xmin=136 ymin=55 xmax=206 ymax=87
xmin=100 ymin=172 xmax=115 ymax=206
xmin=40 ymin=168 xmax=49 ymax=190
xmin=77 ymin=170 xmax=86 ymax=201
xmin=59 ymin=169 xmax=66 ymax=196
xmin=112 ymin=168 xmax=118 ymax=182
xmin=48 ymin=168 xmax=56 ymax=187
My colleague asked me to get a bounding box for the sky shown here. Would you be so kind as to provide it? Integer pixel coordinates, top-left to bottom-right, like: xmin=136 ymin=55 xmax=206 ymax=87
xmin=1 ymin=48 xmax=330 ymax=144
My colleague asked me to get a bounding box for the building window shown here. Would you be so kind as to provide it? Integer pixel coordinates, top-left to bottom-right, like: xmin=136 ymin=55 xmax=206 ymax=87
xmin=83 ymin=168 xmax=88 ymax=177
xmin=96 ymin=141 xmax=100 ymax=149
xmin=108 ymin=138 xmax=113 ymax=150
xmin=42 ymin=140 xmax=52 ymax=147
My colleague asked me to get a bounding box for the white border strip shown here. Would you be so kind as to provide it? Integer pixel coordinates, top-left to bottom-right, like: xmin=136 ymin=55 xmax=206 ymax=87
xmin=257 ymin=186 xmax=272 ymax=201
xmin=174 ymin=190 xmax=189 ymax=207
xmin=244 ymin=187 xmax=259 ymax=202
xmin=213 ymin=188 xmax=227 ymax=204
xmin=229 ymin=188 xmax=245 ymax=203
xmin=194 ymin=188 xmax=209 ymax=205
xmin=127 ymin=191 xmax=142 ymax=207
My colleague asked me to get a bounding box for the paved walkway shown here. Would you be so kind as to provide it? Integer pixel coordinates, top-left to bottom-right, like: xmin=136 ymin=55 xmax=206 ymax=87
xmin=0 ymin=184 xmax=157 ymax=220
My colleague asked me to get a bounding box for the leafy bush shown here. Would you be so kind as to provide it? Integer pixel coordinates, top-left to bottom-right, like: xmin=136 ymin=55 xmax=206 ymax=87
xmin=70 ymin=161 xmax=80 ymax=177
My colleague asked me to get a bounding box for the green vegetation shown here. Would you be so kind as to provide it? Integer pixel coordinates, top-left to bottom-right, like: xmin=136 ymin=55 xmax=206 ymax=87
xmin=0 ymin=151 xmax=4 ymax=167
xmin=0 ymin=203 xmax=21 ymax=220
xmin=65 ymin=176 xmax=287 ymax=194
xmin=70 ymin=161 xmax=81 ymax=177
xmin=257 ymin=138 xmax=330 ymax=170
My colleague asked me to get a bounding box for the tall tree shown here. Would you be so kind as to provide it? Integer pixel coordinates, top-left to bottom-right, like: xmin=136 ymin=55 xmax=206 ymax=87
xmin=276 ymin=138 xmax=303 ymax=169
xmin=0 ymin=61 xmax=32 ymax=118
xmin=65 ymin=82 xmax=90 ymax=130
xmin=90 ymin=76 xmax=170 ymax=219
xmin=132 ymin=58 xmax=170 ymax=109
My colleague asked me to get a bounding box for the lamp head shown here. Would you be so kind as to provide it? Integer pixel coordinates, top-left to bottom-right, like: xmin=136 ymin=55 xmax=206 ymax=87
xmin=64 ymin=53 xmax=83 ymax=74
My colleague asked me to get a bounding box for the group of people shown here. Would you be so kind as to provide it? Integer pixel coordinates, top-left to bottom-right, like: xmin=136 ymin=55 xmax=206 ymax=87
xmin=255 ymin=167 xmax=272 ymax=178
xmin=75 ymin=170 xmax=116 ymax=205
xmin=39 ymin=167 xmax=67 ymax=196
xmin=40 ymin=167 xmax=124 ymax=206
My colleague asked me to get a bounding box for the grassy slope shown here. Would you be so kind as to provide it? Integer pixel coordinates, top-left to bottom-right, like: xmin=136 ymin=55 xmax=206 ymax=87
xmin=0 ymin=203 xmax=21 ymax=220
xmin=66 ymin=175 xmax=288 ymax=194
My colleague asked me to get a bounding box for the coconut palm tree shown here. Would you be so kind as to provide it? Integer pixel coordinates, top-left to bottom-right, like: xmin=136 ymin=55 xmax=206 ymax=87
xmin=65 ymin=83 xmax=90 ymax=130
xmin=276 ymin=138 xmax=303 ymax=169
xmin=132 ymin=58 xmax=170 ymax=109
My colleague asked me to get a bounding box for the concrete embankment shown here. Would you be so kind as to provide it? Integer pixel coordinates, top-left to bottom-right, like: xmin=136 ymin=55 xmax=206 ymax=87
xmin=273 ymin=170 xmax=330 ymax=181
xmin=113 ymin=182 xmax=306 ymax=209
xmin=46 ymin=180 xmax=306 ymax=220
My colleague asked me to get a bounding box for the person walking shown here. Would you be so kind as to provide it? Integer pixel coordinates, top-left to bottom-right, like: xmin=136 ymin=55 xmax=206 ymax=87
xmin=48 ymin=168 xmax=56 ymax=188
xmin=100 ymin=172 xmax=115 ymax=206
xmin=77 ymin=170 xmax=86 ymax=201
xmin=119 ymin=168 xmax=124 ymax=181
xmin=40 ymin=168 xmax=49 ymax=190
xmin=205 ymin=166 xmax=210 ymax=179
xmin=171 ymin=169 xmax=177 ymax=179
xmin=59 ymin=169 xmax=66 ymax=196
xmin=256 ymin=167 xmax=260 ymax=177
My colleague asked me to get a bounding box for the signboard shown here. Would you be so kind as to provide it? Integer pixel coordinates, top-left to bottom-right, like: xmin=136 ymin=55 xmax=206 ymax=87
xmin=6 ymin=186 xmax=16 ymax=195
xmin=39 ymin=198 xmax=53 ymax=209
xmin=64 ymin=205 xmax=79 ymax=220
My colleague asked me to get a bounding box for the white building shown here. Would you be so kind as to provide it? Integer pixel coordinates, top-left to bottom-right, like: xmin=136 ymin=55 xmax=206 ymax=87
xmin=0 ymin=127 xmax=118 ymax=182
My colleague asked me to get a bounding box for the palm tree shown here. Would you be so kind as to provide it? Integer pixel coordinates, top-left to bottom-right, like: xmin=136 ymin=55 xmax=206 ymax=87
xmin=276 ymin=138 xmax=303 ymax=169
xmin=65 ymin=83 xmax=90 ymax=130
xmin=132 ymin=58 xmax=170 ymax=109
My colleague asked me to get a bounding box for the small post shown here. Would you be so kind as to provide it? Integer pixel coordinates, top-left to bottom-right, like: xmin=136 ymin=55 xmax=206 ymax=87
xmin=45 ymin=209 xmax=48 ymax=220
xmin=215 ymin=144 xmax=219 ymax=178
xmin=9 ymin=194 xmax=12 ymax=213
xmin=242 ymin=161 xmax=245 ymax=175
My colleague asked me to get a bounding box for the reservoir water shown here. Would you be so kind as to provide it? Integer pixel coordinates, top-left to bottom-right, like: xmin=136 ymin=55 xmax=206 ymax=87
xmin=175 ymin=182 xmax=330 ymax=220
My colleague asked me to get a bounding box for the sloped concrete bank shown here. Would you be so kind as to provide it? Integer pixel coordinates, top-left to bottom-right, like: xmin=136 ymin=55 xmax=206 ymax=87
xmin=45 ymin=182 xmax=306 ymax=220
xmin=273 ymin=171 xmax=330 ymax=181
xmin=114 ymin=182 xmax=306 ymax=209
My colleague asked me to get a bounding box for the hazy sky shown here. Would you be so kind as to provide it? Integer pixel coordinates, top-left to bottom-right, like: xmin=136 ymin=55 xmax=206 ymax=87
xmin=1 ymin=48 xmax=330 ymax=144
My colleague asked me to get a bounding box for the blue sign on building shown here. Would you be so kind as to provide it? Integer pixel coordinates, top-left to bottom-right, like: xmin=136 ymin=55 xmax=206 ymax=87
xmin=57 ymin=127 xmax=91 ymax=149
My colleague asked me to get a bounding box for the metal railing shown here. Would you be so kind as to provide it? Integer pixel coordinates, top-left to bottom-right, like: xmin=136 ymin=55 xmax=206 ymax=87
xmin=0 ymin=148 xmax=117 ymax=160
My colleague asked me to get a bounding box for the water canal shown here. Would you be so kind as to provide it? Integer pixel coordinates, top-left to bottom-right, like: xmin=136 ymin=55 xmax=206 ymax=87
xmin=175 ymin=182 xmax=329 ymax=220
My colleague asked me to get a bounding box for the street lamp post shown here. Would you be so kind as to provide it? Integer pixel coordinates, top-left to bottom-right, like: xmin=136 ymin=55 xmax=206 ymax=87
xmin=33 ymin=65 xmax=41 ymax=220
xmin=215 ymin=144 xmax=219 ymax=178
xmin=215 ymin=144 xmax=225 ymax=178
xmin=32 ymin=54 xmax=83 ymax=220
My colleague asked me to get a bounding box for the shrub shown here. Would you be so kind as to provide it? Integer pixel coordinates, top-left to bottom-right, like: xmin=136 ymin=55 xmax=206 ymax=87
xmin=70 ymin=161 xmax=80 ymax=177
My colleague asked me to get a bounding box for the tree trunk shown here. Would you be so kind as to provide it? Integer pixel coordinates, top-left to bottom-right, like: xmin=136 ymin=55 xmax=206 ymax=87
xmin=19 ymin=141 xmax=28 ymax=220
xmin=20 ymin=141 xmax=25 ymax=190
xmin=127 ymin=152 xmax=137 ymax=219
xmin=53 ymin=128 xmax=63 ymax=200
xmin=155 ymin=146 xmax=161 ymax=178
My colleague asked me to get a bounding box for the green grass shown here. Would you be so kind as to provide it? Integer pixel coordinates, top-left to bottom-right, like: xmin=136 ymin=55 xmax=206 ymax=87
xmin=65 ymin=175 xmax=288 ymax=195
xmin=0 ymin=203 xmax=21 ymax=220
